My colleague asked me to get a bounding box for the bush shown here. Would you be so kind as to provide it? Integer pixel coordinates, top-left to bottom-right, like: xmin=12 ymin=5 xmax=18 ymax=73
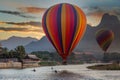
xmin=39 ymin=61 xmax=58 ymax=66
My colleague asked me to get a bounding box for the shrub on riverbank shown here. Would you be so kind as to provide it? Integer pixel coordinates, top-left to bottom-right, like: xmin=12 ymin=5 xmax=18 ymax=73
xmin=39 ymin=61 xmax=58 ymax=66
xmin=87 ymin=63 xmax=120 ymax=70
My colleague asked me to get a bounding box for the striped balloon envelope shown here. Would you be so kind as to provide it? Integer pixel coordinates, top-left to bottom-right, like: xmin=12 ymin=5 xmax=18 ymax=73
xmin=42 ymin=3 xmax=86 ymax=62
xmin=96 ymin=29 xmax=114 ymax=52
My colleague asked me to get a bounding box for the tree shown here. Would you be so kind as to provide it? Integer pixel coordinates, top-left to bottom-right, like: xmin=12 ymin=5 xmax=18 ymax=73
xmin=2 ymin=47 xmax=9 ymax=58
xmin=9 ymin=50 xmax=17 ymax=58
xmin=15 ymin=45 xmax=26 ymax=60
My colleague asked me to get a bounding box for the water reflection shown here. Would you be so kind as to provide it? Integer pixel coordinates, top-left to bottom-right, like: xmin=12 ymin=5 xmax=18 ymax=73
xmin=0 ymin=64 xmax=119 ymax=80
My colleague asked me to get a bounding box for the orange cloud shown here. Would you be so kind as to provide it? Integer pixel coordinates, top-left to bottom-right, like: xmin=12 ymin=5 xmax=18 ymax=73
xmin=0 ymin=31 xmax=45 ymax=40
xmin=18 ymin=7 xmax=47 ymax=14
xmin=0 ymin=21 xmax=44 ymax=33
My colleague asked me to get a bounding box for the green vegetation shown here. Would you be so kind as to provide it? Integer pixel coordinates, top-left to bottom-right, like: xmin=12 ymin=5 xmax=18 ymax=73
xmin=31 ymin=51 xmax=77 ymax=64
xmin=15 ymin=46 xmax=26 ymax=60
xmin=31 ymin=51 xmax=62 ymax=62
xmin=0 ymin=45 xmax=26 ymax=61
xmin=39 ymin=61 xmax=58 ymax=66
xmin=103 ymin=52 xmax=120 ymax=62
xmin=88 ymin=52 xmax=120 ymax=70
xmin=87 ymin=63 xmax=120 ymax=70
xmin=31 ymin=51 xmax=63 ymax=66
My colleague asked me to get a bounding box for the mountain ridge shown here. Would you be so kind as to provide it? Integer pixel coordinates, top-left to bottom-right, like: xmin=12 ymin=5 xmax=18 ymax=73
xmin=0 ymin=36 xmax=37 ymax=50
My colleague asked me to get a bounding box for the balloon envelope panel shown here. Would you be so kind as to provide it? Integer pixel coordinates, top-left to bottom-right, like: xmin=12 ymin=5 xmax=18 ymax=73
xmin=96 ymin=29 xmax=114 ymax=52
xmin=42 ymin=3 xmax=86 ymax=60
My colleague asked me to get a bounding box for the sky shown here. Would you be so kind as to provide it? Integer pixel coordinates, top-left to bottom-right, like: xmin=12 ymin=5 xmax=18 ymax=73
xmin=0 ymin=0 xmax=120 ymax=40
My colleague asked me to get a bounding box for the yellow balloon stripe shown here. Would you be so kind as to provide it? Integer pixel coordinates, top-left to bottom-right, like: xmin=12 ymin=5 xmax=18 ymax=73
xmin=61 ymin=4 xmax=66 ymax=54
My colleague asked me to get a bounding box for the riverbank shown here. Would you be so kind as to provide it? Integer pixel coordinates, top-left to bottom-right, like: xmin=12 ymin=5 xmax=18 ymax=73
xmin=0 ymin=61 xmax=39 ymax=69
xmin=0 ymin=61 xmax=59 ymax=69
xmin=87 ymin=63 xmax=120 ymax=70
xmin=0 ymin=62 xmax=22 ymax=69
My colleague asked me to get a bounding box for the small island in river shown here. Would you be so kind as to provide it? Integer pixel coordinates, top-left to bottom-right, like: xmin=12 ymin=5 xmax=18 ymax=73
xmin=87 ymin=63 xmax=120 ymax=70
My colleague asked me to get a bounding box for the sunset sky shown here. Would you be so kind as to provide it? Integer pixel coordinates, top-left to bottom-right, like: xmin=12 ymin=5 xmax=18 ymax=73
xmin=0 ymin=0 xmax=120 ymax=40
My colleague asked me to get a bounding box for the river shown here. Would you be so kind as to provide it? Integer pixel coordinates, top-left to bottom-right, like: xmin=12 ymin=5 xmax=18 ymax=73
xmin=0 ymin=63 xmax=120 ymax=80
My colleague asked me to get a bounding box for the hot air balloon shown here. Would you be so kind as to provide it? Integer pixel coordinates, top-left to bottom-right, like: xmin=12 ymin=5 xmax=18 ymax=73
xmin=96 ymin=29 xmax=114 ymax=61
xmin=42 ymin=3 xmax=86 ymax=64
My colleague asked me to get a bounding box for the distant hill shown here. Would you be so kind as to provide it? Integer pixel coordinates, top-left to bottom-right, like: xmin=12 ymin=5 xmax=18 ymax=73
xmin=0 ymin=36 xmax=37 ymax=50
xmin=25 ymin=36 xmax=54 ymax=53
xmin=25 ymin=13 xmax=120 ymax=54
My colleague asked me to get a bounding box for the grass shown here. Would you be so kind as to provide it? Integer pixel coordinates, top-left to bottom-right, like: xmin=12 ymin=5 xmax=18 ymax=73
xmin=87 ymin=63 xmax=120 ymax=70
xmin=39 ymin=61 xmax=58 ymax=66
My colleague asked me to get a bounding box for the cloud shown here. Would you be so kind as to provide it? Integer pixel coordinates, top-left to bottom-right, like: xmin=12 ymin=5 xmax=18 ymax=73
xmin=85 ymin=6 xmax=120 ymax=17
xmin=0 ymin=26 xmax=42 ymax=32
xmin=0 ymin=27 xmax=27 ymax=31
xmin=84 ymin=6 xmax=120 ymax=26
xmin=0 ymin=10 xmax=35 ymax=18
xmin=85 ymin=6 xmax=104 ymax=16
xmin=18 ymin=7 xmax=47 ymax=14
xmin=6 ymin=21 xmax=41 ymax=27
xmin=0 ymin=21 xmax=43 ymax=32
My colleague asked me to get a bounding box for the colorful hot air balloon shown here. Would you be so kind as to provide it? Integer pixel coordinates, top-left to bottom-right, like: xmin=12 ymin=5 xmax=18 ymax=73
xmin=42 ymin=3 xmax=86 ymax=64
xmin=96 ymin=29 xmax=114 ymax=52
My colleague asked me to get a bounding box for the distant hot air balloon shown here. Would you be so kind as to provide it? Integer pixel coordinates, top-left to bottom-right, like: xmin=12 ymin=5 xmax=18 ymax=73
xmin=42 ymin=3 xmax=86 ymax=64
xmin=96 ymin=29 xmax=114 ymax=52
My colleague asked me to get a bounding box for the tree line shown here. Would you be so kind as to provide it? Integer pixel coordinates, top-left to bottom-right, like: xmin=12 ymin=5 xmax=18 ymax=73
xmin=0 ymin=45 xmax=120 ymax=63
xmin=104 ymin=52 xmax=120 ymax=62
xmin=0 ymin=45 xmax=26 ymax=61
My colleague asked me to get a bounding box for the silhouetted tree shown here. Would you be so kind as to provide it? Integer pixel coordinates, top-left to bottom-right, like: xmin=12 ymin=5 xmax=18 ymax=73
xmin=2 ymin=47 xmax=9 ymax=58
xmin=15 ymin=45 xmax=26 ymax=60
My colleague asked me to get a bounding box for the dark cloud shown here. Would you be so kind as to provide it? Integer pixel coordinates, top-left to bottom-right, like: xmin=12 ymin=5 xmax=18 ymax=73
xmin=88 ymin=6 xmax=103 ymax=12
xmin=0 ymin=10 xmax=35 ymax=18
xmin=18 ymin=7 xmax=47 ymax=14
xmin=85 ymin=6 xmax=104 ymax=16
xmin=4 ymin=21 xmax=41 ymax=27
xmin=86 ymin=6 xmax=120 ymax=17
xmin=0 ymin=27 xmax=27 ymax=31
xmin=0 ymin=27 xmax=40 ymax=32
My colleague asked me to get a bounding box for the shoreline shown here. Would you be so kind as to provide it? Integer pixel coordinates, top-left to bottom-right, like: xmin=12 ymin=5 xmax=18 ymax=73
xmin=87 ymin=63 xmax=120 ymax=70
xmin=0 ymin=61 xmax=40 ymax=69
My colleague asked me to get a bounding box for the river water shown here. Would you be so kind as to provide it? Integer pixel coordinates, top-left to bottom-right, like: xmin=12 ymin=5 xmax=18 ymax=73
xmin=0 ymin=64 xmax=120 ymax=80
